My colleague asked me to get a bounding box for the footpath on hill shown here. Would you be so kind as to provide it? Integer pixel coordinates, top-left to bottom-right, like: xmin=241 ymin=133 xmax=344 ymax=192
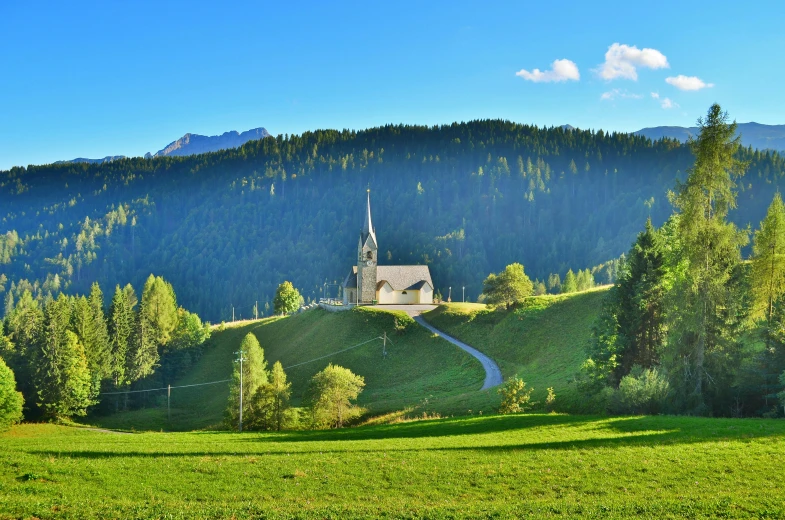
xmin=413 ymin=316 xmax=503 ymax=390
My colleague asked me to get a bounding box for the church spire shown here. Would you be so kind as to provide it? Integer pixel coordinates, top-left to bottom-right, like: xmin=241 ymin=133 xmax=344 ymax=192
xmin=363 ymin=188 xmax=374 ymax=237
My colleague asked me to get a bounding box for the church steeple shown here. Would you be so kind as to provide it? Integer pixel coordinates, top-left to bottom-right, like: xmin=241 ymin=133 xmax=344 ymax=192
xmin=361 ymin=188 xmax=377 ymax=247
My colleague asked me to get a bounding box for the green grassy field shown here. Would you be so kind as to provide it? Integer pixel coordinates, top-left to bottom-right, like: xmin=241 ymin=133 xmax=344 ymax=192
xmin=423 ymin=288 xmax=609 ymax=412
xmin=3 ymin=413 xmax=785 ymax=519
xmin=94 ymin=307 xmax=487 ymax=431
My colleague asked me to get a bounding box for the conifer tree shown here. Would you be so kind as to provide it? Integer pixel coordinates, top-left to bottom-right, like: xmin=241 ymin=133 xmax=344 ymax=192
xmin=669 ymin=103 xmax=748 ymax=407
xmin=108 ymin=284 xmax=135 ymax=387
xmin=562 ymin=269 xmax=578 ymax=293
xmin=751 ymin=193 xmax=785 ymax=330
xmin=34 ymin=295 xmax=94 ymax=420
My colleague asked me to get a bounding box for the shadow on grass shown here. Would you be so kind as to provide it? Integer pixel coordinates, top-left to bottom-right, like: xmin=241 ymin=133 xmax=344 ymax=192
xmin=32 ymin=414 xmax=785 ymax=460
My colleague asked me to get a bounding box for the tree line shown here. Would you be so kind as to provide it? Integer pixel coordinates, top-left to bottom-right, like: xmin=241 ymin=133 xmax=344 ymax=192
xmin=2 ymin=120 xmax=784 ymax=323
xmin=581 ymin=104 xmax=785 ymax=417
xmin=0 ymin=274 xmax=210 ymax=424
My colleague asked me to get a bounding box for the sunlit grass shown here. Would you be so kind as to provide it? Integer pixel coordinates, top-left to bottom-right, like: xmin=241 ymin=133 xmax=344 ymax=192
xmin=3 ymin=413 xmax=784 ymax=518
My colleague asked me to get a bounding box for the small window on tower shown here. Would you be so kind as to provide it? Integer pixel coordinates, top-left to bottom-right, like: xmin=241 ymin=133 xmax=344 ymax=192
xmin=366 ymin=251 xmax=373 ymax=259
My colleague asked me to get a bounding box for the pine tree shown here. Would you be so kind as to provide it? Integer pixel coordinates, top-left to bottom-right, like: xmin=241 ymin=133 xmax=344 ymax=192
xmin=751 ymin=193 xmax=785 ymax=330
xmin=87 ymin=282 xmax=111 ymax=378
xmin=34 ymin=295 xmax=94 ymax=420
xmin=613 ymin=218 xmax=667 ymax=379
xmin=669 ymin=103 xmax=748 ymax=408
xmin=562 ymin=270 xmax=578 ymax=293
xmin=108 ymin=285 xmax=135 ymax=387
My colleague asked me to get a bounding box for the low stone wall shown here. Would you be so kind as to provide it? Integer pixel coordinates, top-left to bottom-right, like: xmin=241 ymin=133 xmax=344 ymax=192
xmin=319 ymin=302 xmax=355 ymax=312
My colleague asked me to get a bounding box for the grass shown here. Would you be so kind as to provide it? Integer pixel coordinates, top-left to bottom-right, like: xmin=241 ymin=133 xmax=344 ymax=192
xmin=423 ymin=288 xmax=609 ymax=412
xmin=93 ymin=307 xmax=486 ymax=431
xmin=3 ymin=413 xmax=785 ymax=518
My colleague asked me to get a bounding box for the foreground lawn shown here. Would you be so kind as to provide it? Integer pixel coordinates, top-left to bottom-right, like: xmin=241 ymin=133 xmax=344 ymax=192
xmin=2 ymin=414 xmax=785 ymax=519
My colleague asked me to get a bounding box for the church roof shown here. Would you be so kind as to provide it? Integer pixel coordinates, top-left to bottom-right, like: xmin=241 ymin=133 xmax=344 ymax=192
xmin=342 ymin=266 xmax=357 ymax=288
xmin=376 ymin=265 xmax=433 ymax=291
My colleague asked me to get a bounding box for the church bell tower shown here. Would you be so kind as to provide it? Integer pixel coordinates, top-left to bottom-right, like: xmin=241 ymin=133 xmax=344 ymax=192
xmin=357 ymin=189 xmax=378 ymax=303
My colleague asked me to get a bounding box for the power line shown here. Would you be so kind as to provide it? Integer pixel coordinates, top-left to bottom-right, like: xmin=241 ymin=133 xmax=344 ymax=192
xmin=100 ymin=379 xmax=231 ymax=396
xmin=284 ymin=336 xmax=385 ymax=370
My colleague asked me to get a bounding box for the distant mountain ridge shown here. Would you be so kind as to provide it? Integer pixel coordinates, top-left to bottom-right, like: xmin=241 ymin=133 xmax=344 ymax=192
xmin=55 ymin=127 xmax=272 ymax=165
xmin=635 ymin=122 xmax=785 ymax=153
xmin=150 ymin=127 xmax=271 ymax=158
xmin=54 ymin=155 xmax=126 ymax=165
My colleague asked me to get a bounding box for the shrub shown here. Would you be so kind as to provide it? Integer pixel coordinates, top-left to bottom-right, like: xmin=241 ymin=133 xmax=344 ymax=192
xmin=498 ymin=376 xmax=534 ymax=414
xmin=0 ymin=356 xmax=24 ymax=430
xmin=609 ymin=366 xmax=670 ymax=415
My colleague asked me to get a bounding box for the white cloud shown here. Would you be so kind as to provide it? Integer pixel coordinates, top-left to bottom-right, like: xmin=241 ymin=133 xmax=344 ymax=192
xmin=516 ymin=59 xmax=580 ymax=83
xmin=665 ymin=75 xmax=714 ymax=91
xmin=660 ymin=97 xmax=679 ymax=109
xmin=600 ymin=88 xmax=643 ymax=101
xmin=597 ymin=43 xmax=669 ymax=80
xmin=650 ymin=92 xmax=660 ymax=99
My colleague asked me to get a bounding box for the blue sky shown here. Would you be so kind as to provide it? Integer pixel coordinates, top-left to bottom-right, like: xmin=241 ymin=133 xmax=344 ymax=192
xmin=1 ymin=0 xmax=784 ymax=170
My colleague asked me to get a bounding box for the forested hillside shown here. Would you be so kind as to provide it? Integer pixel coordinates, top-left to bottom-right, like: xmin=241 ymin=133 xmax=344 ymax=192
xmin=2 ymin=120 xmax=784 ymax=322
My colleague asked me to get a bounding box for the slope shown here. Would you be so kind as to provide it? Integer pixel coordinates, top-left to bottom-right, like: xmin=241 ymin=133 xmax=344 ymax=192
xmin=422 ymin=287 xmax=609 ymax=412
xmin=93 ymin=306 xmax=486 ymax=431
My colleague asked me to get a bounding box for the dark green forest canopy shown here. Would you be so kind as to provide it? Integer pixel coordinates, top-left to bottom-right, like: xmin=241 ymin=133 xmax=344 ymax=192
xmin=1 ymin=120 xmax=784 ymax=321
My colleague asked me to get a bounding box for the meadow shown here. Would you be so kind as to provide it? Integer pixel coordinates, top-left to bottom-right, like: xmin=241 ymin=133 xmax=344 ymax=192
xmin=93 ymin=306 xmax=488 ymax=431
xmin=423 ymin=288 xmax=609 ymax=412
xmin=2 ymin=413 xmax=784 ymax=519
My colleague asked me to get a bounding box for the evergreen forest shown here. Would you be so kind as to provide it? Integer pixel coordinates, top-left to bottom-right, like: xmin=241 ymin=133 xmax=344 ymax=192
xmin=2 ymin=119 xmax=785 ymax=322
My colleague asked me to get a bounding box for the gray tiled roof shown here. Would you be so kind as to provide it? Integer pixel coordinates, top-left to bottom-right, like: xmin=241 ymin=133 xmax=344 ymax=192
xmin=376 ymin=265 xmax=433 ymax=291
xmin=342 ymin=266 xmax=357 ymax=288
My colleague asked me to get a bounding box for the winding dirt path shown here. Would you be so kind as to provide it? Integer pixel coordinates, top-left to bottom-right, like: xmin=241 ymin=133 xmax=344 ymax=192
xmin=414 ymin=316 xmax=503 ymax=390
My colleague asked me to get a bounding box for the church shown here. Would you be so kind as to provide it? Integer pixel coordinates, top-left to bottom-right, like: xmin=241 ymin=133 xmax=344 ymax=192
xmin=342 ymin=191 xmax=434 ymax=305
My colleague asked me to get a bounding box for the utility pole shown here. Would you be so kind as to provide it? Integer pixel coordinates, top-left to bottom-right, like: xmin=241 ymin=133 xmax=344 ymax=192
xmin=462 ymin=286 xmax=465 ymax=303
xmin=167 ymin=384 xmax=171 ymax=423
xmin=383 ymin=331 xmax=387 ymax=358
xmin=448 ymin=286 xmax=452 ymax=303
xmin=232 ymin=306 xmax=235 ymax=322
xmin=255 ymin=301 xmax=258 ymax=320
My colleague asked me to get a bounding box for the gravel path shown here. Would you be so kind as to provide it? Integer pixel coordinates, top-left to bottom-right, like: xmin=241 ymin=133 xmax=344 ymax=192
xmin=414 ymin=316 xmax=503 ymax=390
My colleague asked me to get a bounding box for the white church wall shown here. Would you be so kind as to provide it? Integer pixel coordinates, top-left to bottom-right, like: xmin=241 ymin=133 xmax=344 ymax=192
xmin=419 ymin=284 xmax=433 ymax=304
xmin=377 ymin=282 xmax=395 ymax=304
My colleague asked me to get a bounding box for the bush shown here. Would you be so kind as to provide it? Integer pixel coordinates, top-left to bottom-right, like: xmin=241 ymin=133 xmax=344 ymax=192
xmin=0 ymin=356 xmax=24 ymax=430
xmin=609 ymin=366 xmax=670 ymax=415
xmin=498 ymin=376 xmax=534 ymax=414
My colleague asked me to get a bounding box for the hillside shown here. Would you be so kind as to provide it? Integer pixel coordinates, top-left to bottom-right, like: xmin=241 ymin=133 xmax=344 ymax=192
xmin=94 ymin=307 xmax=487 ymax=431
xmin=4 ymin=414 xmax=785 ymax=518
xmin=2 ymin=121 xmax=784 ymax=323
xmin=422 ymin=288 xmax=610 ymax=412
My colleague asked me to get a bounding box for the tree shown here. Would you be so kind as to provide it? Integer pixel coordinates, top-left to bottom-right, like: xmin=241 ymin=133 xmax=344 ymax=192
xmin=305 ymin=364 xmax=365 ymax=428
xmin=267 ymin=361 xmax=291 ymax=431
xmin=225 ymin=333 xmax=268 ymax=430
xmin=274 ymin=281 xmax=301 ymax=315
xmin=127 ymin=275 xmax=176 ymax=382
xmin=108 ymin=284 xmax=135 ymax=387
xmin=751 ymin=193 xmax=785 ymax=330
xmin=612 ymin=218 xmax=667 ymax=380
xmin=547 ymin=273 xmax=561 ymax=294
xmin=482 ymin=263 xmax=534 ymax=309
xmin=34 ymin=295 xmax=94 ymax=420
xmin=498 ymin=376 xmax=534 ymax=414
xmin=669 ymin=103 xmax=748 ymax=408
xmin=0 ymin=356 xmax=24 ymax=430
xmin=562 ymin=269 xmax=578 ymax=293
